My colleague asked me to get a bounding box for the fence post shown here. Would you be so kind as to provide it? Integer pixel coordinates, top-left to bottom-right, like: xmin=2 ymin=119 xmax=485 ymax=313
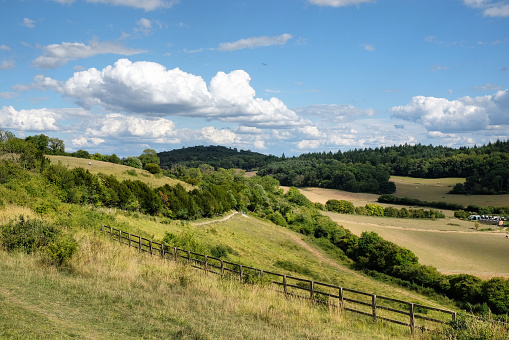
xmin=138 ymin=236 xmax=141 ymax=252
xmin=239 ymin=264 xmax=243 ymax=281
xmin=410 ymin=303 xmax=415 ymax=335
xmin=119 ymin=230 xmax=122 ymax=243
xmin=110 ymin=226 xmax=113 ymax=238
xmin=149 ymin=240 xmax=153 ymax=255
xmin=128 ymin=233 xmax=131 ymax=247
xmin=310 ymin=281 xmax=315 ymax=300
xmin=260 ymin=269 xmax=263 ymax=278
xmin=204 ymin=255 xmax=208 ymax=274
xmin=452 ymin=312 xmax=457 ymax=323
xmin=283 ymin=275 xmax=287 ymax=295
xmin=161 ymin=243 xmax=165 ymax=259
xmin=220 ymin=259 xmax=224 ymax=275
xmin=187 ymin=250 xmax=191 ymax=263
xmin=372 ymin=295 xmax=377 ymax=323
xmin=339 ymin=287 xmax=344 ymax=308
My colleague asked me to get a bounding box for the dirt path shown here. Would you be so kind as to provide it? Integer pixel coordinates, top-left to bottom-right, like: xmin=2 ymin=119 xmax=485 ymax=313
xmin=191 ymin=212 xmax=239 ymax=226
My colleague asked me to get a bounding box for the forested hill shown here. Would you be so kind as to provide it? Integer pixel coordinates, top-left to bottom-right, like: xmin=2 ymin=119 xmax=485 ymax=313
xmin=257 ymin=140 xmax=509 ymax=195
xmin=158 ymin=145 xmax=279 ymax=171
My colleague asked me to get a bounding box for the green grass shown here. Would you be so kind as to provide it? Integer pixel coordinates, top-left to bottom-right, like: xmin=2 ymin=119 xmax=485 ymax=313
xmin=0 ymin=230 xmax=420 ymax=339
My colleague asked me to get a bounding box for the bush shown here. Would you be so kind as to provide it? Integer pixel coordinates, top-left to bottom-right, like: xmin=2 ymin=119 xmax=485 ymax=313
xmin=45 ymin=234 xmax=78 ymax=266
xmin=1 ymin=215 xmax=58 ymax=254
xmin=144 ymin=163 xmax=162 ymax=174
xmin=0 ymin=215 xmax=77 ymax=267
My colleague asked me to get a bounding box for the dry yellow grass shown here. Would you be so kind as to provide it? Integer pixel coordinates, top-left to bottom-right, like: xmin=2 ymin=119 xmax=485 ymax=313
xmin=47 ymin=155 xmax=191 ymax=189
xmin=0 ymin=230 xmax=420 ymax=339
xmin=322 ymin=211 xmax=509 ymax=279
xmin=391 ymin=176 xmax=509 ymax=207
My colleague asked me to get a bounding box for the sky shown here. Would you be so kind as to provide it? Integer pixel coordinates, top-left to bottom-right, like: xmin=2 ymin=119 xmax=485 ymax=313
xmin=0 ymin=0 xmax=508 ymax=158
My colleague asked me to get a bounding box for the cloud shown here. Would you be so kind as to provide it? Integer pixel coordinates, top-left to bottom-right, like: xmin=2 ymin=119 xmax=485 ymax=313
xmin=293 ymin=104 xmax=376 ymax=123
xmin=362 ymin=43 xmax=375 ymax=52
xmin=72 ymin=136 xmax=105 ymax=147
xmin=52 ymin=0 xmax=179 ymax=11
xmin=307 ymin=0 xmax=373 ymax=7
xmin=0 ymin=106 xmax=60 ymax=131
xmin=0 ymin=92 xmax=17 ymax=99
xmin=218 ymin=34 xmax=293 ymax=51
xmin=23 ymin=18 xmax=35 ymax=28
xmin=391 ymin=90 xmax=509 ymax=132
xmin=484 ymin=3 xmax=509 ymax=17
xmin=136 ymin=18 xmax=153 ymax=35
xmin=463 ymin=0 xmax=509 ymax=17
xmin=0 ymin=60 xmax=15 ymax=70
xmin=0 ymin=45 xmax=11 ymax=51
xmin=38 ymin=58 xmax=310 ymax=129
xmin=474 ymin=83 xmax=503 ymax=91
xmin=32 ymin=39 xmax=146 ymax=68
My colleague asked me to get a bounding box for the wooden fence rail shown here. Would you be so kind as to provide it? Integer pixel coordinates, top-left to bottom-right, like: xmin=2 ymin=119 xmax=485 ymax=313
xmin=102 ymin=225 xmax=457 ymax=334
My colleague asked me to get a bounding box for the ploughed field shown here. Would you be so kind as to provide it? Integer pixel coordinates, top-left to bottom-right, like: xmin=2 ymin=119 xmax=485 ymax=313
xmin=294 ymin=176 xmax=509 ymax=279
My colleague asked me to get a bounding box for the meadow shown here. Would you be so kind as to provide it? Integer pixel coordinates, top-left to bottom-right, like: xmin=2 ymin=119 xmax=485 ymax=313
xmin=47 ymin=155 xmax=190 ymax=189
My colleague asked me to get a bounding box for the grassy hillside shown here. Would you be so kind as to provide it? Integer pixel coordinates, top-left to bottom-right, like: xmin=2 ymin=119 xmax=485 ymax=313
xmin=0 ymin=154 xmax=469 ymax=338
xmin=47 ymin=155 xmax=191 ymax=190
xmin=1 ymin=229 xmax=412 ymax=339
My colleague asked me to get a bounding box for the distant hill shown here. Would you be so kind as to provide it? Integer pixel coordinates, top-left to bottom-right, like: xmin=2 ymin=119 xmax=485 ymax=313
xmin=158 ymin=145 xmax=280 ymax=171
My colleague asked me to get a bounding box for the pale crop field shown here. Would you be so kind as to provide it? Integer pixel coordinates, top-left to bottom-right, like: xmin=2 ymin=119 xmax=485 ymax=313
xmin=391 ymin=176 xmax=509 ymax=208
xmin=321 ymin=211 xmax=509 ymax=279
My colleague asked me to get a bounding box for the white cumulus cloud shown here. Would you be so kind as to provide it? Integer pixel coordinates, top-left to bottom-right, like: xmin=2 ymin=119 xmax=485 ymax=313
xmin=0 ymin=60 xmax=15 ymax=70
xmin=33 ymin=40 xmax=145 ymax=68
xmin=23 ymin=18 xmax=35 ymax=28
xmin=0 ymin=106 xmax=60 ymax=131
xmin=39 ymin=59 xmax=310 ymax=129
xmin=391 ymin=90 xmax=509 ymax=132
xmin=218 ymin=34 xmax=293 ymax=51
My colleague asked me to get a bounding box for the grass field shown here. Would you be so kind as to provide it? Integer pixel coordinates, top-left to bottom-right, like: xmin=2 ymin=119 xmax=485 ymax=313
xmin=322 ymin=211 xmax=509 ymax=279
xmin=47 ymin=155 xmax=191 ymax=189
xmin=391 ymin=176 xmax=509 ymax=208
xmin=1 ymin=230 xmax=418 ymax=339
xmin=292 ymin=181 xmax=509 ymax=279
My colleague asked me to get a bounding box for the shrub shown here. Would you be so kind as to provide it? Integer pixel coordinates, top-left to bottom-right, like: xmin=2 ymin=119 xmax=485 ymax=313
xmin=0 ymin=215 xmax=77 ymax=267
xmin=45 ymin=234 xmax=78 ymax=266
xmin=144 ymin=163 xmax=162 ymax=174
xmin=1 ymin=215 xmax=58 ymax=254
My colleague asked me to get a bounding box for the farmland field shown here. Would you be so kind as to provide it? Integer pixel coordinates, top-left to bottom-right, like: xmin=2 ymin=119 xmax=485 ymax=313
xmin=322 ymin=211 xmax=509 ymax=279
xmin=391 ymin=176 xmax=509 ymax=208
xmin=293 ymin=182 xmax=509 ymax=279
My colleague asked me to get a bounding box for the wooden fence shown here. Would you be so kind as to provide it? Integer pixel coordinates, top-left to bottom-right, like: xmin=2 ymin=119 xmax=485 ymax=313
xmin=101 ymin=225 xmax=457 ymax=334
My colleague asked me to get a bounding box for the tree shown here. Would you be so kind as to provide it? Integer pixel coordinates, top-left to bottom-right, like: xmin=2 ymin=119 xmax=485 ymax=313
xmin=139 ymin=149 xmax=160 ymax=166
xmin=25 ymin=134 xmax=49 ymax=153
xmin=122 ymin=157 xmax=142 ymax=169
xmin=48 ymin=137 xmax=65 ymax=155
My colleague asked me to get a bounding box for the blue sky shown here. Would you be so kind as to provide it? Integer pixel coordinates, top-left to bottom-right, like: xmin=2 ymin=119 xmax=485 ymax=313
xmin=1 ymin=0 xmax=508 ymax=157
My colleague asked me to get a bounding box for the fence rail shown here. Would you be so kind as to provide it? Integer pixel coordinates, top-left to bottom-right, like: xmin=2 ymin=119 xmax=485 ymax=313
xmin=102 ymin=225 xmax=457 ymax=334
